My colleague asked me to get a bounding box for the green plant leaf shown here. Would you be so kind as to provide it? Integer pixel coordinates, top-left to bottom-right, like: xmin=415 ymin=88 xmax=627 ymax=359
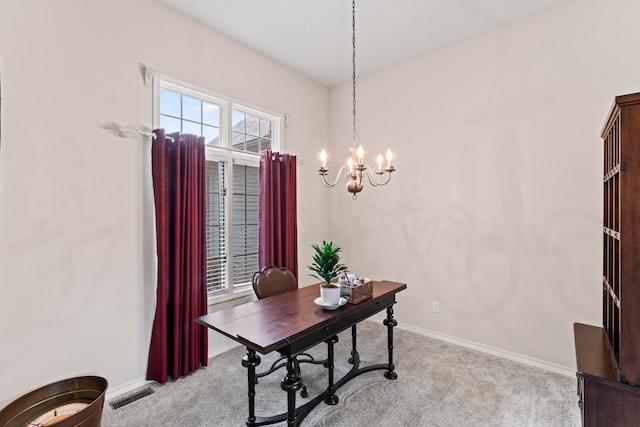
xmin=306 ymin=240 xmax=348 ymax=286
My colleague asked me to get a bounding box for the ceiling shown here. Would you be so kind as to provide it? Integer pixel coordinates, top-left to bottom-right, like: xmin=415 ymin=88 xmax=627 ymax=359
xmin=156 ymin=0 xmax=572 ymax=87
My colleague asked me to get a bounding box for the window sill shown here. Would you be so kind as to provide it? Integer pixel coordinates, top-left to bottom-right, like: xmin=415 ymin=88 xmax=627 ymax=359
xmin=207 ymin=289 xmax=255 ymax=308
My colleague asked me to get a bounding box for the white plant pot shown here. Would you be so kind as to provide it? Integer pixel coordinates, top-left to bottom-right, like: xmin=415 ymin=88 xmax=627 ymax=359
xmin=320 ymin=285 xmax=341 ymax=305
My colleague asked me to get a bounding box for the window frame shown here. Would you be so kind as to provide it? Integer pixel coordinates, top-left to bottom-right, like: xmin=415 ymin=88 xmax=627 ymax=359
xmin=153 ymin=74 xmax=282 ymax=304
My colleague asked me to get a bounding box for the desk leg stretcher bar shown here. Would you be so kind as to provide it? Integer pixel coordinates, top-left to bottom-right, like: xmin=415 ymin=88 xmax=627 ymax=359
xmin=244 ymin=306 xmax=399 ymax=427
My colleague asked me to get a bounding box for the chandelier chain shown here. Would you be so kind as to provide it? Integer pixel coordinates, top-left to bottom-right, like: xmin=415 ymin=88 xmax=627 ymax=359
xmin=352 ymin=0 xmax=357 ymax=144
xmin=316 ymin=0 xmax=395 ymax=198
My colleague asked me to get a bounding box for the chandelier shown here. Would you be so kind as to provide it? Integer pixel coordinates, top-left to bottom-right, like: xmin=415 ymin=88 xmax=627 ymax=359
xmin=318 ymin=0 xmax=396 ymax=200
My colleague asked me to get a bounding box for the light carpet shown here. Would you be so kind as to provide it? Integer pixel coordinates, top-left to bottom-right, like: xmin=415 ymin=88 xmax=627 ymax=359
xmin=102 ymin=320 xmax=580 ymax=426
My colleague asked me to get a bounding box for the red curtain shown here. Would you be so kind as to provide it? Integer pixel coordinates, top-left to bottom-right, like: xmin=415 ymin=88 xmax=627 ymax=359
xmin=259 ymin=150 xmax=298 ymax=281
xmin=147 ymin=129 xmax=208 ymax=383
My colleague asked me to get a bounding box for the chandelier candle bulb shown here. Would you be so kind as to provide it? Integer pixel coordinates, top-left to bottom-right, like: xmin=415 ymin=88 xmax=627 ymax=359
xmin=377 ymin=153 xmax=383 ymax=171
xmin=357 ymin=145 xmax=364 ymax=164
xmin=386 ymin=149 xmax=393 ymax=167
xmin=321 ymin=149 xmax=327 ymax=168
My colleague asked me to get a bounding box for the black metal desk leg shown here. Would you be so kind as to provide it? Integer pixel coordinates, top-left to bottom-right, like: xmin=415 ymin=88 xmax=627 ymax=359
xmin=242 ymin=349 xmax=261 ymax=425
xmin=348 ymin=325 xmax=358 ymax=364
xmin=383 ymin=305 xmax=398 ymax=380
xmin=324 ymin=335 xmax=339 ymax=405
xmin=281 ymin=355 xmax=302 ymax=426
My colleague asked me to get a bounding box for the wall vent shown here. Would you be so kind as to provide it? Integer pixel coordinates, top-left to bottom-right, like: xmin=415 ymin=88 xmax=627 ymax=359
xmin=109 ymin=387 xmax=154 ymax=410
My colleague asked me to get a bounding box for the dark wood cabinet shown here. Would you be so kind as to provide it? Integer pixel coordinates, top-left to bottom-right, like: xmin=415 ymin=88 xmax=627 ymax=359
xmin=574 ymin=323 xmax=640 ymax=426
xmin=574 ymin=92 xmax=640 ymax=425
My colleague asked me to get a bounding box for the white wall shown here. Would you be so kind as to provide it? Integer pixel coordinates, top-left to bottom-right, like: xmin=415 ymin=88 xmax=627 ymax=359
xmin=2 ymin=0 xmax=638 ymax=410
xmin=0 ymin=0 xmax=329 ymax=408
xmin=328 ymin=0 xmax=640 ymax=370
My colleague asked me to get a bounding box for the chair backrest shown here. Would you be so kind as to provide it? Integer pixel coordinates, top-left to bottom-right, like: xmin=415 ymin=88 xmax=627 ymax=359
xmin=252 ymin=265 xmax=297 ymax=299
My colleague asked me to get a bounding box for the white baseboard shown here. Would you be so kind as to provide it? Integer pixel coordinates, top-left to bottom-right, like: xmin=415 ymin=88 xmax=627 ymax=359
xmin=106 ymin=342 xmax=241 ymax=403
xmin=368 ymin=316 xmax=576 ymax=377
xmin=208 ymin=341 xmax=241 ymax=358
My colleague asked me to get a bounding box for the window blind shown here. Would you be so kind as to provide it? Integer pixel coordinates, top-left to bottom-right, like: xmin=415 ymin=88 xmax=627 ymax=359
xmin=232 ymin=163 xmax=260 ymax=288
xmin=205 ymin=159 xmax=227 ymax=294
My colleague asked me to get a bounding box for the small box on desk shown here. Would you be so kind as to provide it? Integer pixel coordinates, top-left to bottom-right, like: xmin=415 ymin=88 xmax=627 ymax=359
xmin=340 ymin=280 xmax=373 ymax=304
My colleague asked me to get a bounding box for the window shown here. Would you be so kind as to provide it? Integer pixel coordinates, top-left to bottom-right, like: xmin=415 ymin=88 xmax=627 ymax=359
xmin=154 ymin=77 xmax=280 ymax=300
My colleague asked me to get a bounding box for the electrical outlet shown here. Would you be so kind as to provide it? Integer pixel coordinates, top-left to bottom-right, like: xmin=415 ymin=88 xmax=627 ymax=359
xmin=432 ymin=301 xmax=440 ymax=313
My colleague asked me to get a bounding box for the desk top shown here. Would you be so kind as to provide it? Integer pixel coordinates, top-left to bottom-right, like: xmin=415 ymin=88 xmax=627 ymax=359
xmin=197 ymin=280 xmax=406 ymax=354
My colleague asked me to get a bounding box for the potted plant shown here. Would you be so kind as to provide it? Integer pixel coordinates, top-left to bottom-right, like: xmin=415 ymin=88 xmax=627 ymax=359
xmin=307 ymin=240 xmax=348 ymax=305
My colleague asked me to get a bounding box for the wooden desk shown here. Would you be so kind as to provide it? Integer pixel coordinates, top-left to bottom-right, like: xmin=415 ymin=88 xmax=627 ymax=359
xmin=196 ymin=280 xmax=406 ymax=426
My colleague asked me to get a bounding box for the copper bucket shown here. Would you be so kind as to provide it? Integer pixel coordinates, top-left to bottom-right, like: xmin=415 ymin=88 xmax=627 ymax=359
xmin=0 ymin=376 xmax=107 ymax=427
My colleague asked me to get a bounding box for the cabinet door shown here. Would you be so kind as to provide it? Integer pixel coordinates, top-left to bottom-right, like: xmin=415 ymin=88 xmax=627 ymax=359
xmin=582 ymin=375 xmax=640 ymax=426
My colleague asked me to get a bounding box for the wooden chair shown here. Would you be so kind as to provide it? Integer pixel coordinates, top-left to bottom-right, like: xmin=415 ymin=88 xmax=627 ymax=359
xmin=252 ymin=265 xmax=327 ymax=398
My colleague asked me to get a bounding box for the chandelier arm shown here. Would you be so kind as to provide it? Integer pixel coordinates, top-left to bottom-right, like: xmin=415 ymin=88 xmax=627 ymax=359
xmin=320 ymin=165 xmax=349 ymax=188
xmin=362 ymin=166 xmax=392 ymax=187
